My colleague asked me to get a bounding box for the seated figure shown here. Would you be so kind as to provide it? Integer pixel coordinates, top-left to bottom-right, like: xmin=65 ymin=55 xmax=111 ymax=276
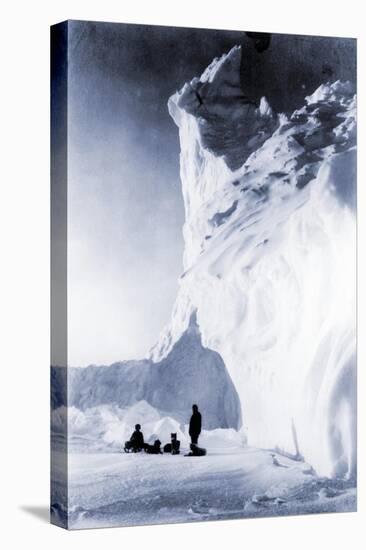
xmin=124 ymin=423 xmax=144 ymax=453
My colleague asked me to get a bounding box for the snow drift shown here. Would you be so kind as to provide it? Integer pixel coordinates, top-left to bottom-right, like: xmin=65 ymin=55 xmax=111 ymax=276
xmin=151 ymin=46 xmax=356 ymax=479
xmin=52 ymin=400 xmax=245 ymax=453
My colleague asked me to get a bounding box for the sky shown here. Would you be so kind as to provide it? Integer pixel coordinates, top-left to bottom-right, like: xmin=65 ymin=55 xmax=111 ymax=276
xmin=63 ymin=20 xmax=356 ymax=366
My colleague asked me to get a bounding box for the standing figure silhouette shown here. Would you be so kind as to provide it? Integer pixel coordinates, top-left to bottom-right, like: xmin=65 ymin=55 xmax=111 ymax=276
xmin=189 ymin=404 xmax=202 ymax=445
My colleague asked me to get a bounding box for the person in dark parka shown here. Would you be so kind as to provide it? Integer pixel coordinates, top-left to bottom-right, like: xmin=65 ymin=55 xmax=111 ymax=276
xmin=125 ymin=423 xmax=144 ymax=452
xmin=189 ymin=404 xmax=202 ymax=445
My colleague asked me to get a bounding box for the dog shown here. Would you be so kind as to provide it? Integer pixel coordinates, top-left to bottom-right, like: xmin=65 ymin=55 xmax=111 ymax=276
xmin=144 ymin=439 xmax=162 ymax=454
xmin=163 ymin=433 xmax=181 ymax=454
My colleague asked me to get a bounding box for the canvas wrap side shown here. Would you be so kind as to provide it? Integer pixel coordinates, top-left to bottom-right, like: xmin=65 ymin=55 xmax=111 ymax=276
xmin=50 ymin=20 xmax=68 ymax=530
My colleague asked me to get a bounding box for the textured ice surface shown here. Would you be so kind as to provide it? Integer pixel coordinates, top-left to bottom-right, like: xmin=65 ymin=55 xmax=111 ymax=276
xmin=152 ymin=46 xmax=357 ymax=479
xmin=168 ymin=46 xmax=278 ymax=171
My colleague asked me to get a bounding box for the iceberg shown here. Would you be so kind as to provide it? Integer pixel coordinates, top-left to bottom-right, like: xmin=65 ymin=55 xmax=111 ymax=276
xmin=52 ymin=311 xmax=241 ymax=431
xmin=152 ymin=46 xmax=357 ymax=479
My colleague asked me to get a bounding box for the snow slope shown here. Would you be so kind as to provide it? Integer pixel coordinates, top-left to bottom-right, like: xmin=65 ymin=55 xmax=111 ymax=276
xmin=151 ymin=46 xmax=356 ymax=479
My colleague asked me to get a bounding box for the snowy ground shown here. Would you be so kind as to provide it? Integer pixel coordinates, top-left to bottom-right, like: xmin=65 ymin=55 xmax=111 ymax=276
xmin=51 ymin=401 xmax=356 ymax=529
xmin=52 ymin=440 xmax=356 ymax=529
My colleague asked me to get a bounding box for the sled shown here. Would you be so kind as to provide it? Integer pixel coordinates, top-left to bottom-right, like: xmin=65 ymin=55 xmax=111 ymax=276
xmin=184 ymin=443 xmax=206 ymax=457
xmin=123 ymin=441 xmax=143 ymax=453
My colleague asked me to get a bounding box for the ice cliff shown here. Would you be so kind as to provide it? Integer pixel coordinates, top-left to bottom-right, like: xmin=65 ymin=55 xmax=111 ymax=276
xmin=151 ymin=46 xmax=356 ymax=479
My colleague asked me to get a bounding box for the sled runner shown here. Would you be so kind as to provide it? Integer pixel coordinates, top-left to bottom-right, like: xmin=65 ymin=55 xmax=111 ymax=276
xmin=123 ymin=441 xmax=143 ymax=453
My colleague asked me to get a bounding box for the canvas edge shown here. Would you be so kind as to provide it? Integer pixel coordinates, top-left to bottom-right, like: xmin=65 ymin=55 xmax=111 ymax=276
xmin=50 ymin=20 xmax=69 ymax=530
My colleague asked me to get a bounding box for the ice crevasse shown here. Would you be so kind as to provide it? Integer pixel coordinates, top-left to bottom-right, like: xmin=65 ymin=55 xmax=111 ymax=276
xmin=150 ymin=46 xmax=356 ymax=479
